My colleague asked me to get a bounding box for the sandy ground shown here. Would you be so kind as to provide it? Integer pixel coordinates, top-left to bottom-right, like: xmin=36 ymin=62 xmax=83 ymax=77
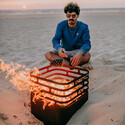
xmin=0 ymin=12 xmax=125 ymax=125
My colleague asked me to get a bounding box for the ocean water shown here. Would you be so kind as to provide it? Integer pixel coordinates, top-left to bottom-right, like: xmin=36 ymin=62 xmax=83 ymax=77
xmin=0 ymin=9 xmax=125 ymax=72
xmin=0 ymin=8 xmax=125 ymax=15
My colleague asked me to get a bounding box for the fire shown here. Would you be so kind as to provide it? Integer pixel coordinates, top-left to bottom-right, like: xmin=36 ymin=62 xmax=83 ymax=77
xmin=0 ymin=59 xmax=32 ymax=91
xmin=0 ymin=59 xmax=55 ymax=109
xmin=0 ymin=59 xmax=87 ymax=110
xmin=30 ymin=66 xmax=88 ymax=108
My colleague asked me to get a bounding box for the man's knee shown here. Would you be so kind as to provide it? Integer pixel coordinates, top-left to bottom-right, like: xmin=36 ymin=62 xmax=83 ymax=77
xmin=81 ymin=52 xmax=91 ymax=64
xmin=45 ymin=51 xmax=58 ymax=61
xmin=85 ymin=53 xmax=91 ymax=62
xmin=45 ymin=51 xmax=53 ymax=60
xmin=86 ymin=52 xmax=91 ymax=59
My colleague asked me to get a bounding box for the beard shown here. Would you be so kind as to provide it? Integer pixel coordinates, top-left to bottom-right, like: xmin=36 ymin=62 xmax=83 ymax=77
xmin=68 ymin=19 xmax=75 ymax=25
xmin=69 ymin=22 xmax=75 ymax=25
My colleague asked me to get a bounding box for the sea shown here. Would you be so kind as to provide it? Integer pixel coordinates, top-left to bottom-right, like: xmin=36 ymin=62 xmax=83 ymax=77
xmin=0 ymin=8 xmax=125 ymax=15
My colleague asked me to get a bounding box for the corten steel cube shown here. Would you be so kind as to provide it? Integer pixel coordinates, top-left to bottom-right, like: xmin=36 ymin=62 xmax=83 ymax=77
xmin=30 ymin=65 xmax=89 ymax=125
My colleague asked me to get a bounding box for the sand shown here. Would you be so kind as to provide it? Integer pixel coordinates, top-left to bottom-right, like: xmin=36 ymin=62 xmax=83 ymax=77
xmin=0 ymin=12 xmax=125 ymax=125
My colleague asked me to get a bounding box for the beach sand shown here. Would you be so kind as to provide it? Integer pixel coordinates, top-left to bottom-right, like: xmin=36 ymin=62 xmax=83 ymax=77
xmin=0 ymin=12 xmax=125 ymax=125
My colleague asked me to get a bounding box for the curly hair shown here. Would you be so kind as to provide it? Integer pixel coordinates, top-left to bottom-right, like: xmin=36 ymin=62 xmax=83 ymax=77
xmin=64 ymin=2 xmax=80 ymax=15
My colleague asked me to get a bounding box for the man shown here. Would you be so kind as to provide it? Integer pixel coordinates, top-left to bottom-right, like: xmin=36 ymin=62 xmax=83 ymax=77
xmin=45 ymin=2 xmax=91 ymax=68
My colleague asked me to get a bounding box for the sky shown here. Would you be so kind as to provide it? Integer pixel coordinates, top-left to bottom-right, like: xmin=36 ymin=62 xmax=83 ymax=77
xmin=0 ymin=0 xmax=125 ymax=10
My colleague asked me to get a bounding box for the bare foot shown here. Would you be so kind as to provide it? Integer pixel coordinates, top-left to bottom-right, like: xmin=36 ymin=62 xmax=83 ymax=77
xmin=81 ymin=64 xmax=93 ymax=70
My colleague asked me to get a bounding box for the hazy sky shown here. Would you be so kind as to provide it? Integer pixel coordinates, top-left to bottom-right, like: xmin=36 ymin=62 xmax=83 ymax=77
xmin=0 ymin=0 xmax=125 ymax=10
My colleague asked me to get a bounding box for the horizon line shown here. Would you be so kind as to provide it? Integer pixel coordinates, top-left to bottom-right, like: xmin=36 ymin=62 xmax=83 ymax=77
xmin=0 ymin=7 xmax=125 ymax=11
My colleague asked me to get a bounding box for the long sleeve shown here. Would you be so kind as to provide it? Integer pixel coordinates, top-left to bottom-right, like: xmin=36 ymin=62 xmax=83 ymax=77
xmin=52 ymin=23 xmax=62 ymax=51
xmin=52 ymin=20 xmax=91 ymax=53
xmin=80 ymin=25 xmax=91 ymax=54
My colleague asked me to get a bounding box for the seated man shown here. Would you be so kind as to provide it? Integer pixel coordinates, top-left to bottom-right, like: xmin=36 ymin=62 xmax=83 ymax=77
xmin=45 ymin=2 xmax=92 ymax=68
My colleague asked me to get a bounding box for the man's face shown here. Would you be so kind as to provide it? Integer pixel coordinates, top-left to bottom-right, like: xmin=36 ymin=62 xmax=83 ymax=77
xmin=66 ymin=12 xmax=79 ymax=26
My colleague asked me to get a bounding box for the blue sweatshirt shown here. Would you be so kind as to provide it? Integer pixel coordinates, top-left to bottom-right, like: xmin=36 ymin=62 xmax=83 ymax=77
xmin=52 ymin=20 xmax=91 ymax=54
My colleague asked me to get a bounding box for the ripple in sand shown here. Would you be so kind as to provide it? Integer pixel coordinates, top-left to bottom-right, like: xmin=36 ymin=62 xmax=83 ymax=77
xmin=114 ymin=65 xmax=125 ymax=72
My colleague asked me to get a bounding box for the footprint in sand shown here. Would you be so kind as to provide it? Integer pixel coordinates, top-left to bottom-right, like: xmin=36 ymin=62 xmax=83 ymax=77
xmin=114 ymin=65 xmax=125 ymax=72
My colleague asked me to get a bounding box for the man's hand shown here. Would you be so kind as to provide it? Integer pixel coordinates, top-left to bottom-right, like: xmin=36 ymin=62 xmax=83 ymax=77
xmin=58 ymin=48 xmax=68 ymax=58
xmin=70 ymin=51 xmax=83 ymax=66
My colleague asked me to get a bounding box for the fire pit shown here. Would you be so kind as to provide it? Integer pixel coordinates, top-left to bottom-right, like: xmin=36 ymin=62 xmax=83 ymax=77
xmin=30 ymin=65 xmax=89 ymax=125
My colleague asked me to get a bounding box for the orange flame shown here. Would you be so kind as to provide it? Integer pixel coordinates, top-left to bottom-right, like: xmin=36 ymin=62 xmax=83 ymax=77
xmin=0 ymin=59 xmax=55 ymax=109
xmin=0 ymin=59 xmax=86 ymax=109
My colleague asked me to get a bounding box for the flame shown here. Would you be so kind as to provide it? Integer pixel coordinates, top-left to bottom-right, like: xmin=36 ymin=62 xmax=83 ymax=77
xmin=0 ymin=59 xmax=55 ymax=109
xmin=31 ymin=76 xmax=86 ymax=107
xmin=0 ymin=59 xmax=34 ymax=91
xmin=0 ymin=59 xmax=86 ymax=109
